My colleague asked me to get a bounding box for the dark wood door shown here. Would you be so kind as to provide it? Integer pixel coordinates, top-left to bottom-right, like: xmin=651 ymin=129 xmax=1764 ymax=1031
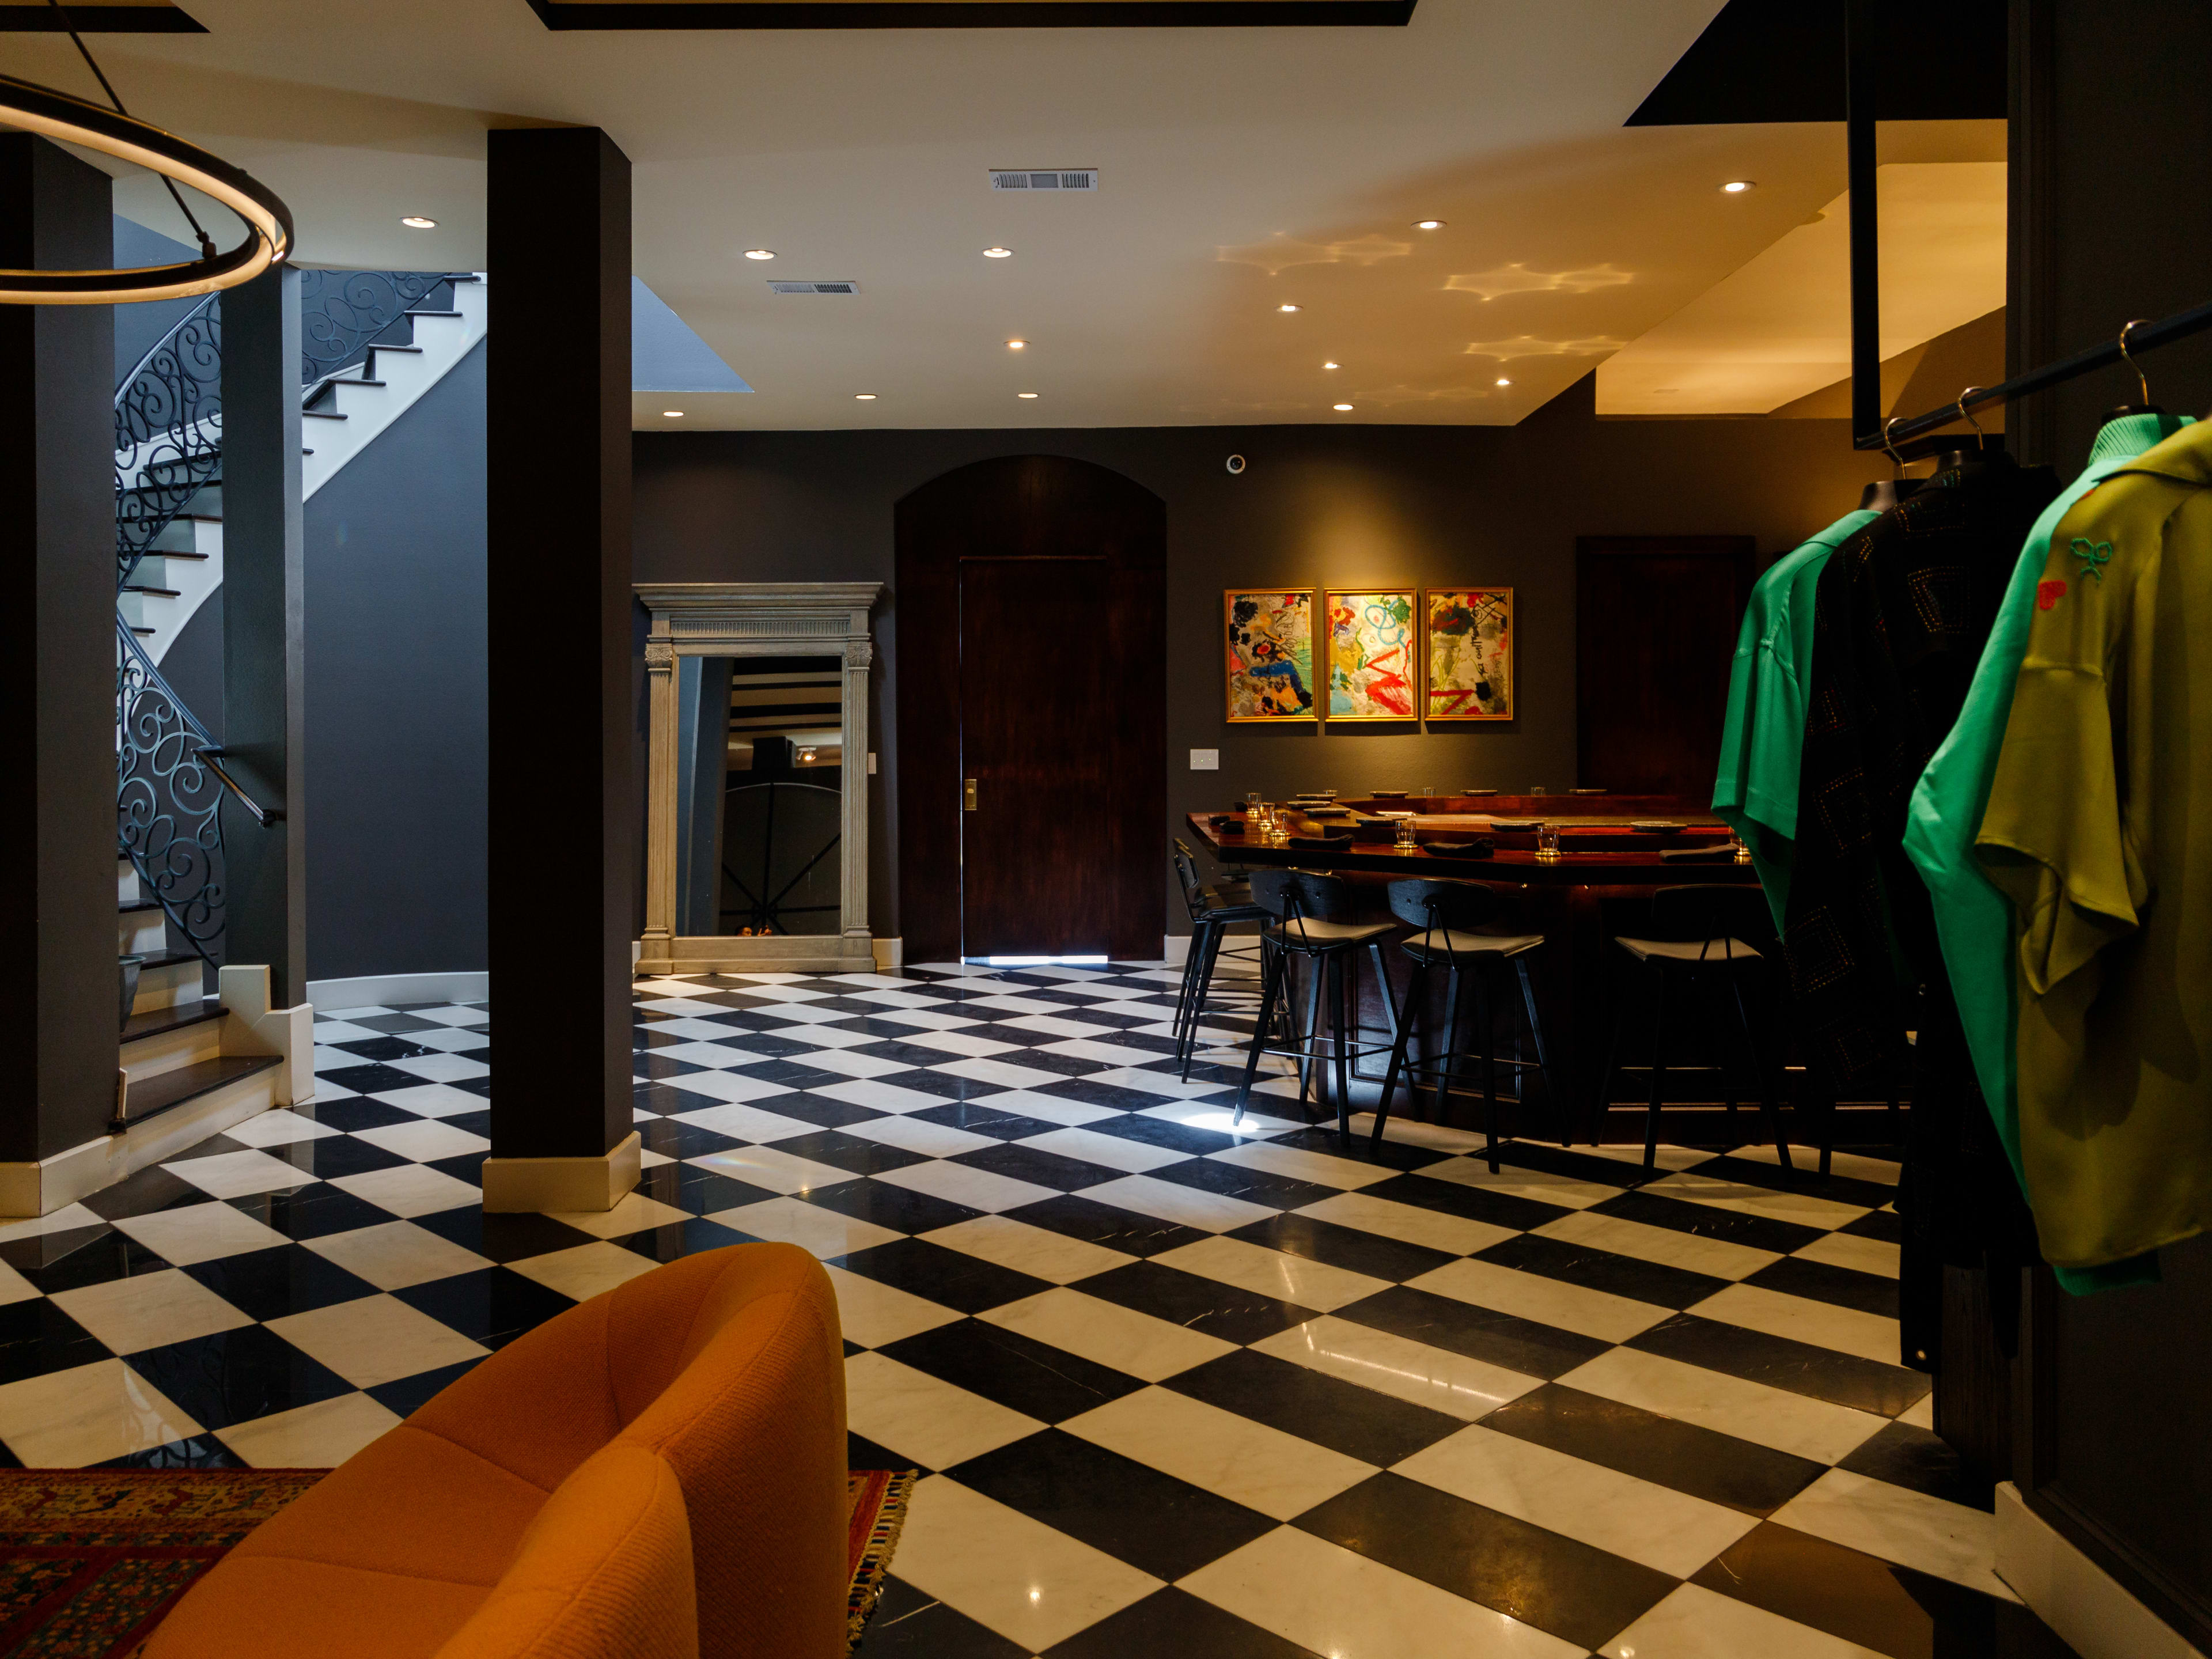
xmin=897 ymin=456 xmax=1165 ymax=962
xmin=1575 ymin=536 xmax=1754 ymax=797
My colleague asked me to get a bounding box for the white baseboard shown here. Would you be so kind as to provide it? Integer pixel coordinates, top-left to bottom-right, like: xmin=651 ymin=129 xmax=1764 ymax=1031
xmin=1995 ymin=1483 xmax=2207 ymax=1659
xmin=872 ymin=937 xmax=904 ymax=973
xmin=1164 ymin=934 xmax=1191 ymax=967
xmin=306 ymin=969 xmax=488 ymax=1010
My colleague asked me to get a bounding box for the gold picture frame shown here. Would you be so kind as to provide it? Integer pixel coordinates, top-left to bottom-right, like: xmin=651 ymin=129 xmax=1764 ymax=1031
xmin=1224 ymin=589 xmax=1317 ymax=722
xmin=1422 ymin=586 xmax=1513 ymax=721
xmin=1322 ymin=589 xmax=1418 ymax=721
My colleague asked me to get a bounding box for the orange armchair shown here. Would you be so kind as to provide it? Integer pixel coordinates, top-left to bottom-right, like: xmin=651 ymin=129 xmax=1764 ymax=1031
xmin=147 ymin=1244 xmax=848 ymax=1659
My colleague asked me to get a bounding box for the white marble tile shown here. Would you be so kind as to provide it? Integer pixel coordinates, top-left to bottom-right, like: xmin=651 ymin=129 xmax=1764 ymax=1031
xmin=1690 ymin=1283 xmax=1902 ymax=1366
xmin=923 ymin=1215 xmax=1132 ymax=1285
xmin=982 ymin=1288 xmax=1232 ymax=1381
xmin=876 ymin=1159 xmax=1058 ymax=1214
xmin=161 ymin=1148 xmax=318 ymax=1200
xmin=652 ymin=1069 xmax=800 ymax=1106
xmin=1078 ymin=1173 xmax=1275 ymax=1233
xmin=0 ymin=1359 xmax=202 ymax=1467
xmin=999 ymin=1013 xmax=1126 ymax=1041
xmin=1296 ymin=1191 xmax=1518 ymax=1257
xmin=1773 ymin=1467 xmax=2014 ymax=1599
xmin=1184 ymin=1525 xmax=1581 ymax=1659
xmin=1207 ymin=1139 xmax=1395 ymax=1190
xmin=709 ymin=1196 xmax=904 ymax=1260
xmin=546 ymin=1192 xmax=694 ymax=1240
xmin=1136 ymin=1100 xmax=1300 ymax=1134
xmin=1899 ymin=1392 xmax=1934 ymax=1429
xmin=1156 ymin=1235 xmax=1389 ymax=1313
xmin=219 ymin=1109 xmax=342 ymax=1149
xmin=0 ymin=1205 xmax=105 ymax=1247
xmin=1252 ymin=1317 xmax=1539 ymax=1421
xmin=1396 ymin=1424 xmax=1759 ymax=1577
xmin=507 ymin=1241 xmax=662 ymax=1304
xmin=217 ymin=1391 xmax=403 ymax=1468
xmin=845 ymin=1351 xmax=1043 ymax=1468
xmin=1643 ymin=1169 xmax=1870 ymax=1231
xmin=328 ymin=1163 xmax=482 ymax=1218
xmin=0 ymin=1261 xmax=37 ymax=1308
xmin=928 ymin=1056 xmax=1078 ymax=1092
xmin=1577 ymin=1143 xmax=1717 ymax=1172
xmin=891 ymin=1475 xmax=1160 ymax=1652
xmin=956 ymin=1090 xmax=1123 ymax=1127
xmin=1015 ymin=1126 xmax=1188 ymax=1174
xmin=51 ymin=1269 xmax=253 ymax=1354
xmin=954 ymin=994 xmax=1074 ymax=1016
xmin=1418 ymin=1156 xmax=1625 ymax=1210
xmin=1560 ymin=1347 xmax=1887 ymax=1464
xmin=781 ymin=1047 xmax=917 ymax=1078
xmin=1600 ymin=1582 xmax=1888 ymax=1658
xmin=1408 ymin=1257 xmax=1671 ymax=1343
xmin=384 ymin=1052 xmax=491 ymax=1084
xmin=265 ymin=1294 xmax=489 ymax=1388
xmin=1535 ymin=1207 xmax=1779 ymax=1281
xmin=664 ymin=1103 xmax=820 ymax=1143
xmin=1063 ymin=1387 xmax=1373 ymax=1520
xmin=681 ymin=1146 xmax=858 ymax=1196
xmin=1343 ymin=1112 xmax=1493 ymax=1156
xmin=369 ymin=1082 xmax=494 ymax=1120
xmin=896 ymin=1029 xmax=1026 ymax=1059
xmin=402 ymin=1026 xmax=492 ymax=1054
xmin=406 ymin=1006 xmax=488 ymax=1028
xmin=761 ymin=1024 xmax=886 ymax=1052
xmin=109 ymin=1200 xmax=290 ymax=1266
xmin=1031 ymin=1037 xmax=1157 ymax=1067
xmin=862 ymin=1007 xmax=986 ymax=1032
xmin=1794 ymin=1231 xmax=1902 ymax=1279
xmin=804 ymin=1078 xmax=968 ymax=1116
xmin=840 ymin=1115 xmax=998 ymax=1159
xmin=1732 ymin=1143 xmax=1900 ymax=1185
xmin=308 ymin=1019 xmax=387 ymax=1043
xmin=639 ymin=1017 xmax=760 ymax=1041
xmin=823 ymin=1264 xmax=962 ymax=1347
xmin=349 ymin=1118 xmax=491 ymax=1163
xmin=302 ymin=1220 xmax=492 ymax=1290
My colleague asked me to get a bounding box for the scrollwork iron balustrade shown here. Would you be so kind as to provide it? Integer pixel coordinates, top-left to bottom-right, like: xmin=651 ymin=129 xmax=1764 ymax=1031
xmin=298 ymin=268 xmax=461 ymax=387
xmin=113 ymin=291 xmax=222 ymax=590
xmin=116 ymin=617 xmax=226 ymax=963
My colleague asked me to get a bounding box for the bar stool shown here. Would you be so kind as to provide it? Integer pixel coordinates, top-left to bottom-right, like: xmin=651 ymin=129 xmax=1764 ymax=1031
xmin=1594 ymin=883 xmax=1792 ymax=1171
xmin=1171 ymin=840 xmax=1270 ymax=1078
xmin=1232 ymin=869 xmax=1400 ymax=1147
xmin=1372 ymin=878 xmax=1566 ymax=1169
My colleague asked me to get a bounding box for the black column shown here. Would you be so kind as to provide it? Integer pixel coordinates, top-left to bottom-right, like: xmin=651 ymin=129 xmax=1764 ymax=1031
xmin=486 ymin=128 xmax=635 ymax=1176
xmin=0 ymin=137 xmax=118 ymax=1166
xmin=221 ymin=266 xmax=305 ymax=1007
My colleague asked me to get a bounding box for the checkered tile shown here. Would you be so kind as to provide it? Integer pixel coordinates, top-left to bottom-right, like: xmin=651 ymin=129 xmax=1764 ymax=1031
xmin=0 ymin=965 xmax=2077 ymax=1658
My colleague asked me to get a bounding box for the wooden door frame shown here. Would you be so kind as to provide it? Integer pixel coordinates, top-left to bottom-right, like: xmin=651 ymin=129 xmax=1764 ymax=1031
xmin=896 ymin=455 xmax=1166 ymax=964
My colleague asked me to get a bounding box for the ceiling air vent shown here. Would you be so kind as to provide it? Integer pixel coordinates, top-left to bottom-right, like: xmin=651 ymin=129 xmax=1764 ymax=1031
xmin=768 ymin=280 xmax=861 ymax=295
xmin=989 ymin=169 xmax=1098 ymax=192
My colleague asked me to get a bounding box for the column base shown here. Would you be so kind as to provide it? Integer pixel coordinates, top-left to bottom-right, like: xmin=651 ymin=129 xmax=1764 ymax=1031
xmin=480 ymin=1130 xmax=641 ymax=1214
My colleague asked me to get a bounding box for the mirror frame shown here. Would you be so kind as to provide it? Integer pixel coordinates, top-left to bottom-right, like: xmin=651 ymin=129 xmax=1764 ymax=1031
xmin=635 ymin=582 xmax=883 ymax=975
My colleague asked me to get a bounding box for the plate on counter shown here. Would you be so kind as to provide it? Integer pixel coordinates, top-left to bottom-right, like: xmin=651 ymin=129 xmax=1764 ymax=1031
xmin=1488 ymin=818 xmax=1544 ymax=831
xmin=1631 ymin=820 xmax=1685 ymax=834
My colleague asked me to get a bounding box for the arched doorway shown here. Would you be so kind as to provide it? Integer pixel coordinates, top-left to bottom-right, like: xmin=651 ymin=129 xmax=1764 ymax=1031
xmin=896 ymin=454 xmax=1166 ymax=962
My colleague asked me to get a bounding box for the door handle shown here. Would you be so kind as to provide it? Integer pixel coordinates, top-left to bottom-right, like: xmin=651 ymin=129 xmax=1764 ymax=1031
xmin=964 ymin=778 xmax=978 ymax=812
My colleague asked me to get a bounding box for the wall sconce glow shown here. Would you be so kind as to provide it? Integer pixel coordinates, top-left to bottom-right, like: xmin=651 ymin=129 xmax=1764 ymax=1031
xmin=1323 ymin=361 xmax=1340 ymax=369
xmin=1333 ymin=402 xmax=1354 ymax=411
xmin=1278 ymin=304 xmax=1302 ymax=313
xmin=1017 ymin=392 xmax=1039 ymax=399
xmin=1720 ymin=180 xmax=1755 ymax=194
xmin=400 ymin=215 xmax=437 ymax=230
xmin=662 ymin=410 xmax=685 ymax=418
xmin=1495 ymin=377 xmax=1512 ymax=387
xmin=983 ymin=247 xmax=1013 ymax=259
xmin=854 ymin=393 xmax=877 ymax=400
xmin=1414 ymin=219 xmax=1445 ymax=230
xmin=1006 ymin=339 xmax=1028 ymax=350
xmin=743 ymin=248 xmax=777 ymax=260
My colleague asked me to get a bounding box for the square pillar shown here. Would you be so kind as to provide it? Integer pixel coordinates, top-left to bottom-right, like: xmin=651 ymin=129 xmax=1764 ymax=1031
xmin=482 ymin=127 xmax=639 ymax=1211
xmin=0 ymin=137 xmax=119 ymax=1180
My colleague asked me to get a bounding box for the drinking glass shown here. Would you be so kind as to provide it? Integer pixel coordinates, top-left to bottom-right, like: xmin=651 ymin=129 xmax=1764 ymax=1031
xmin=1395 ymin=818 xmax=1418 ymax=854
xmin=1536 ymin=823 xmax=1560 ymax=859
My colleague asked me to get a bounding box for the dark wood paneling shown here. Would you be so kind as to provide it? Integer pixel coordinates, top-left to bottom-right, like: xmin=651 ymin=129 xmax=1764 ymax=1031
xmin=1575 ymin=536 xmax=1754 ymax=798
xmin=896 ymin=455 xmax=1165 ymax=963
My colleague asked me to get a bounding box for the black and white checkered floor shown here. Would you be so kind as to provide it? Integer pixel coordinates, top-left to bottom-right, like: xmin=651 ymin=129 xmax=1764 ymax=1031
xmin=0 ymin=961 xmax=2074 ymax=1658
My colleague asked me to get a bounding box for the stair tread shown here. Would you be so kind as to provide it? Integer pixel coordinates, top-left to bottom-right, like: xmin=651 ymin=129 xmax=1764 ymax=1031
xmin=118 ymin=1052 xmax=279 ymax=1128
xmin=123 ymin=586 xmax=180 ymax=598
xmin=129 ymin=626 xmax=154 ymax=636
xmin=144 ymin=550 xmax=209 ymax=561
xmin=302 ymin=410 xmax=347 ymax=422
xmin=368 ymin=344 xmax=423 ymax=354
xmin=403 ymin=309 xmax=461 ymax=319
xmin=123 ymin=1001 xmax=228 ymax=1044
xmin=118 ymin=897 xmax=164 ymax=915
xmin=131 ymin=949 xmax=202 ymax=971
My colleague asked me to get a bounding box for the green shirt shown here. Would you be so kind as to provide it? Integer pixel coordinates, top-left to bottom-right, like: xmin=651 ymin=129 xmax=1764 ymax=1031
xmin=1904 ymin=415 xmax=2185 ymax=1293
xmin=1713 ymin=508 xmax=1880 ymax=927
xmin=1975 ymin=420 xmax=2212 ymax=1272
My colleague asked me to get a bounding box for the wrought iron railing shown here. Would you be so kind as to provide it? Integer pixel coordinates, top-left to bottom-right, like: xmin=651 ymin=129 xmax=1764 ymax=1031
xmin=116 ymin=617 xmax=226 ymax=961
xmin=113 ymin=291 xmax=221 ymax=591
xmin=298 ymin=268 xmax=462 ymax=388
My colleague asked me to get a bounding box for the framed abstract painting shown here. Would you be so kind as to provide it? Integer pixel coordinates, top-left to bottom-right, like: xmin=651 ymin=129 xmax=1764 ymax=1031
xmin=1323 ymin=589 xmax=1417 ymax=720
xmin=1224 ymin=589 xmax=1316 ymax=721
xmin=1424 ymin=586 xmax=1513 ymax=720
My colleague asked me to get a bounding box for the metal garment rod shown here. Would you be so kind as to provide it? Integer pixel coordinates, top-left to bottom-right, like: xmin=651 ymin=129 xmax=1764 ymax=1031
xmin=1859 ymin=297 xmax=2212 ymax=450
xmin=1846 ymin=0 xmax=1880 ymax=445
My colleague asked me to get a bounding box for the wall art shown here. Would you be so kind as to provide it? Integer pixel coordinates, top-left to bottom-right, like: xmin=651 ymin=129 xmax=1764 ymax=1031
xmin=1224 ymin=589 xmax=1316 ymax=721
xmin=1323 ymin=589 xmax=1417 ymax=720
xmin=1424 ymin=586 xmax=1513 ymax=719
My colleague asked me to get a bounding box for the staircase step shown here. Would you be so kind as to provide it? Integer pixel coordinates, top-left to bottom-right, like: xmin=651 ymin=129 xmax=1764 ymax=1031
xmin=302 ymin=410 xmax=347 ymax=422
xmin=404 ymin=309 xmax=462 ymax=319
xmin=145 ymin=550 xmax=208 ymax=562
xmin=119 ymin=898 xmax=162 ymax=916
xmin=113 ymin=1053 xmax=279 ymax=1134
xmin=130 ymin=626 xmax=154 ymax=637
xmin=123 ymin=585 xmax=180 ymax=599
xmin=369 ymin=344 xmax=424 ymax=354
xmin=133 ymin=949 xmax=202 ymax=972
xmin=122 ymin=1001 xmax=228 ymax=1046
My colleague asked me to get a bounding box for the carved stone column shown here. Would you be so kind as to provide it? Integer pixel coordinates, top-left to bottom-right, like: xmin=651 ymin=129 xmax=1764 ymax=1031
xmin=638 ymin=637 xmax=679 ymax=974
xmin=841 ymin=634 xmax=873 ymax=941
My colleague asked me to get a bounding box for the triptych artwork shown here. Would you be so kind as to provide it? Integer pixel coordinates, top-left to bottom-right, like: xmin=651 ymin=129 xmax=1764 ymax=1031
xmin=1224 ymin=586 xmax=1513 ymax=724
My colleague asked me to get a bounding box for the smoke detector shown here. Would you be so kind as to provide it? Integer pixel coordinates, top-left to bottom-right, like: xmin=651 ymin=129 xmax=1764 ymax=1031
xmin=768 ymin=280 xmax=860 ymax=295
xmin=988 ymin=169 xmax=1098 ymax=192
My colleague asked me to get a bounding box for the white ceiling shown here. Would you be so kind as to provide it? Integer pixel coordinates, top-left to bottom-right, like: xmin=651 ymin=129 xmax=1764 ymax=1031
xmin=1 ymin=1 xmax=1996 ymax=430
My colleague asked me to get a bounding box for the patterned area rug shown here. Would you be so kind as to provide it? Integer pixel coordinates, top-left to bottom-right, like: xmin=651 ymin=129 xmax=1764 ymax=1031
xmin=846 ymin=1469 xmax=918 ymax=1651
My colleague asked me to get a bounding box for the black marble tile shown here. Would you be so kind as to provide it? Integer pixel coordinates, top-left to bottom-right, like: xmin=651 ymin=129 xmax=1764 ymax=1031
xmin=1077 ymin=1260 xmax=1316 ymax=1345
xmin=857 ymin=1574 xmax=1028 ymax=1659
xmin=1480 ymin=1382 xmax=1825 ymax=1517
xmin=315 ymin=1062 xmax=437 ymax=1095
xmin=755 ymin=1093 xmax=895 ymax=1131
xmin=1003 ymin=1195 xmax=1208 ymax=1259
xmin=632 ymin=1081 xmax=737 ymax=1119
xmin=343 ymin=1013 xmax=444 ymax=1035
xmin=396 ymin=1267 xmax=576 ymax=1349
xmin=964 ymin=1049 xmax=1106 ymax=1080
xmin=329 ymin=1036 xmax=441 ymax=1063
xmin=297 ymin=1097 xmax=418 ymax=1134
xmin=368 ymin=1358 xmax=483 ymax=1419
xmin=1332 ymin=1286 xmax=1608 ymax=1381
xmin=1359 ymin=1170 xmax=1573 ymax=1233
xmin=952 ymin=1142 xmax=1127 ymax=1194
xmin=878 ymin=1321 xmax=1142 ymax=1422
xmin=1592 ymin=1188 xmax=1824 ymax=1256
xmin=666 ymin=1167 xmax=783 ymax=1217
xmin=1149 ymin=1158 xmax=1335 ymax=1213
xmin=408 ymin=1206 xmax=600 ymax=1265
xmin=716 ymin=1059 xmax=859 ymax=1092
xmin=181 ymin=1244 xmax=379 ymax=1324
xmin=950 ymin=1429 xmax=1274 ymax=1581
xmin=1744 ymin=1253 xmax=1899 ymax=1319
xmin=426 ymin=1153 xmax=491 ymax=1188
xmin=619 ymin=1216 xmax=758 ymax=1264
xmin=1838 ymin=1419 xmax=1995 ymax=1512
xmin=773 ymin=1130 xmax=933 ymax=1178
xmin=907 ymin=1102 xmax=1064 ymax=1140
xmin=442 ymin=1109 xmax=494 ymax=1139
xmin=634 ymin=1051 xmax=713 ymax=1078
xmin=1081 ymin=1115 xmax=1237 ymax=1157
xmin=636 ymin=1117 xmax=744 ymax=1161
xmin=800 ymin=1179 xmax=982 ymax=1237
xmin=230 ymin=1184 xmax=402 ymax=1243
xmin=127 ymin=1323 xmax=353 ymax=1427
xmin=76 ymin=1164 xmax=210 ymax=1222
xmin=0 ymin=1299 xmax=109 ymax=1384
xmin=1028 ymin=1077 xmax=1178 ymax=1109
xmin=846 ymin=1430 xmax=920 ymax=1475
xmin=1297 ymin=1473 xmax=1676 ymax=1652
xmin=1167 ymin=1347 xmax=1463 ymax=1465
xmin=1231 ymin=1211 xmax=1456 ymax=1282
xmin=1043 ymin=1589 xmax=1323 ymax=1659
xmin=838 ymin=1240 xmax=1051 ymax=1315
xmin=1628 ymin=1312 xmax=1928 ymax=1418
xmin=2 ymin=1228 xmax=167 ymax=1294
xmin=264 ymin=1135 xmax=414 ymax=1181
xmin=1840 ymin=1206 xmax=1905 ymax=1244
xmin=1473 ymin=1229 xmax=1731 ymax=1310
xmin=95 ymin=1435 xmax=246 ymax=1470
xmin=1689 ymin=1152 xmax=1899 ymax=1214
xmin=868 ymin=1068 xmax=995 ymax=1101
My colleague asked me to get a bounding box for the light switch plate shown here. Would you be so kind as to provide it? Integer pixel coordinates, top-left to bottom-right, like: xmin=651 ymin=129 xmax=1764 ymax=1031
xmin=1190 ymin=748 xmax=1220 ymax=771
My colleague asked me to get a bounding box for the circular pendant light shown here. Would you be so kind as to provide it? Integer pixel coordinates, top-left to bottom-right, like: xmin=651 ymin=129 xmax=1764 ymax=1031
xmin=0 ymin=72 xmax=293 ymax=304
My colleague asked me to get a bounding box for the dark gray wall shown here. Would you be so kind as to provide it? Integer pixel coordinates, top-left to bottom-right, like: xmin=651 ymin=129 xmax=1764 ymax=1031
xmin=162 ymin=337 xmax=489 ymax=982
xmin=112 ymin=217 xmax=202 ymax=389
xmin=632 ymin=374 xmax=1889 ymax=941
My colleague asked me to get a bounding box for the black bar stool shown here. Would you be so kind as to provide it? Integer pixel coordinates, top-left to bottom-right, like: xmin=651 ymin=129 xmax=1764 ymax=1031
xmin=1232 ymin=869 xmax=1400 ymax=1146
xmin=1170 ymin=839 xmax=1270 ymax=1078
xmin=1372 ymin=877 xmax=1566 ymax=1169
xmin=1594 ymin=883 xmax=1793 ymax=1171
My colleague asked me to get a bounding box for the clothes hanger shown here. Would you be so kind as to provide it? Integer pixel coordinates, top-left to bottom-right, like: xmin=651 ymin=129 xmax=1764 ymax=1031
xmin=1859 ymin=416 xmax=1925 ymax=512
xmin=2105 ymin=318 xmax=2167 ymax=420
xmin=1937 ymin=388 xmax=2014 ymax=472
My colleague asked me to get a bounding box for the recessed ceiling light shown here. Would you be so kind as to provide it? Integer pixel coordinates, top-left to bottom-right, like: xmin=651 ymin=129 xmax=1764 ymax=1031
xmin=1018 ymin=392 xmax=1039 ymax=399
xmin=400 ymin=215 xmax=437 ymax=229
xmin=1006 ymin=339 xmax=1027 ymax=350
xmin=1495 ymin=377 xmax=1512 ymax=387
xmin=744 ymin=248 xmax=777 ymax=260
xmin=1720 ymin=180 xmax=1755 ymax=194
xmin=983 ymin=247 xmax=1013 ymax=259
xmin=662 ymin=410 xmax=684 ymax=418
xmin=1323 ymin=361 xmax=1340 ymax=369
xmin=1333 ymin=403 xmax=1354 ymax=411
xmin=1414 ymin=219 xmax=1444 ymax=230
xmin=854 ymin=393 xmax=877 ymax=400
xmin=1278 ymin=304 xmax=1301 ymax=313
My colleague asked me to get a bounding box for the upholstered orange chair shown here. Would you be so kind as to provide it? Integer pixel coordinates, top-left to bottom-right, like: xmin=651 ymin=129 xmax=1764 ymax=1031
xmin=146 ymin=1244 xmax=847 ymax=1659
